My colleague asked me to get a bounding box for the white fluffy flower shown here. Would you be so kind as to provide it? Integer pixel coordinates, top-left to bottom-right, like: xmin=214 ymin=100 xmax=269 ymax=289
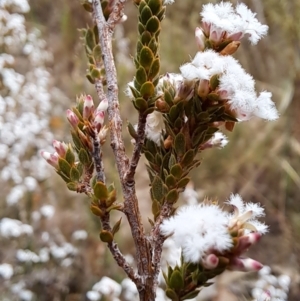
xmin=201 ymin=2 xmax=268 ymax=44
xmin=145 ymin=111 xmax=165 ymax=145
xmin=160 ymin=204 xmax=232 ymax=263
xmin=226 ymin=194 xmax=268 ymax=234
xmin=180 ymin=50 xmax=278 ymax=121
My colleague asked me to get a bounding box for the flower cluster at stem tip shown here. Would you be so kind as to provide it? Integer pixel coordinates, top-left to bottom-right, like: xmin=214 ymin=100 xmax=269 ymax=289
xmin=160 ymin=194 xmax=267 ymax=272
xmin=126 ymin=1 xmax=278 ymax=146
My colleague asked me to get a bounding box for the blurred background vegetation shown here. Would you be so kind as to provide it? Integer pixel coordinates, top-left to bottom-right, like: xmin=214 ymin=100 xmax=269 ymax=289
xmin=1 ymin=0 xmax=300 ymax=300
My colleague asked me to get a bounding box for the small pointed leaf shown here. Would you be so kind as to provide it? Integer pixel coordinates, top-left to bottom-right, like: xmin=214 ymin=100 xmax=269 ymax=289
xmin=112 ymin=218 xmax=122 ymax=235
xmin=94 ymin=181 xmax=108 ymax=201
xmin=78 ymin=148 xmax=91 ymax=165
xmin=170 ymin=164 xmax=183 ymax=179
xmin=99 ymin=230 xmax=113 ymax=243
xmin=174 ymin=132 xmax=186 ymax=157
xmin=169 ymin=270 xmax=184 ymax=290
xmin=140 ymin=46 xmax=154 ymax=70
xmin=67 ymin=182 xmax=77 ymax=191
xmin=58 ymin=158 xmax=71 ymax=176
xmin=90 ymin=205 xmax=104 ymax=217
xmin=70 ymin=167 xmax=80 ymax=182
xmin=166 ymin=189 xmax=179 ymax=204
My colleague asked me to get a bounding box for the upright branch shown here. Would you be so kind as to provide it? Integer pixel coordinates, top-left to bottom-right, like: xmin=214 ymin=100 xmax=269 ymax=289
xmin=92 ymin=0 xmax=152 ymax=295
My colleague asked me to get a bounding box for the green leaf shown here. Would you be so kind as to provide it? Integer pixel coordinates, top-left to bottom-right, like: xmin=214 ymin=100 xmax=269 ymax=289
xmin=177 ymin=177 xmax=190 ymax=189
xmin=165 ymin=175 xmax=177 ymax=189
xmin=128 ymin=122 xmax=138 ymax=139
xmin=164 ymin=90 xmax=174 ymax=107
xmin=86 ymin=74 xmax=95 ymax=84
xmin=99 ymin=230 xmax=113 ymax=243
xmin=90 ymin=205 xmax=104 ymax=217
xmin=157 ymin=6 xmax=166 ymax=21
xmin=148 ymin=0 xmax=162 ymax=15
xmin=94 ymin=181 xmax=108 ymax=201
xmin=58 ymin=158 xmax=71 ymax=176
xmin=168 ymin=154 xmax=176 ymax=170
xmin=152 ymin=199 xmax=161 ymax=219
xmin=134 ymin=97 xmax=148 ymax=111
xmin=174 ymin=132 xmax=186 ymax=157
xmin=144 ymin=151 xmax=155 ymax=163
xmin=106 ymin=189 xmax=117 ymax=207
xmin=93 ymin=44 xmax=102 ymax=62
xmin=65 ymin=147 xmax=75 ymax=166
xmin=165 ymin=289 xmax=179 ymax=301
xmin=141 ymin=31 xmax=152 ymax=45
xmin=112 ymin=218 xmax=122 ymax=235
xmin=76 ymin=162 xmax=83 ymax=177
xmin=137 ymin=22 xmax=146 ymax=35
xmin=148 ymin=58 xmax=160 ymax=81
xmin=169 ymin=105 xmax=180 ymax=123
xmin=85 ymin=28 xmax=95 ymax=52
xmin=166 ymin=189 xmax=179 ymax=204
xmin=82 ymin=2 xmax=93 ymax=12
xmin=180 ymin=149 xmax=195 ymax=167
xmin=140 ymin=46 xmax=154 ymax=70
xmin=136 ymin=66 xmax=147 ymax=85
xmin=151 ymin=176 xmax=165 ymax=203
xmin=70 ymin=167 xmax=80 ymax=182
xmin=170 ymin=164 xmax=183 ymax=179
xmin=169 ymin=270 xmax=184 ymax=290
xmin=146 ymin=16 xmax=160 ymax=33
xmin=140 ymin=5 xmax=152 ymax=24
xmin=67 ymin=182 xmax=77 ymax=191
xmin=78 ymin=148 xmax=90 ymax=165
xmin=71 ymin=131 xmax=83 ymax=151
xmin=209 ymin=74 xmax=220 ymax=90
xmin=140 ymin=81 xmax=155 ymax=99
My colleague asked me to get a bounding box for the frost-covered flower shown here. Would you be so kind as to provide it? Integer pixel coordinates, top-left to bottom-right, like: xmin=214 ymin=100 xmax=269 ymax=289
xmin=180 ymin=50 xmax=278 ymax=121
xmin=145 ymin=111 xmax=165 ymax=146
xmin=226 ymin=194 xmax=268 ymax=235
xmin=160 ymin=204 xmax=232 ymax=263
xmin=200 ymin=2 xmax=268 ymax=45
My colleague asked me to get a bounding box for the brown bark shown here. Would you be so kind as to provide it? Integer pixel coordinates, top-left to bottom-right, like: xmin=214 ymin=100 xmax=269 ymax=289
xmin=92 ymin=1 xmax=159 ymax=300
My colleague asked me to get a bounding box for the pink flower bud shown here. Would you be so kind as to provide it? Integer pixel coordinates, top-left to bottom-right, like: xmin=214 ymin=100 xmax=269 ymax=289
xmin=229 ymin=257 xmax=263 ymax=272
xmin=66 ymin=109 xmax=79 ymax=129
xmin=83 ymin=95 xmax=95 ymax=119
xmin=195 ymin=27 xmax=205 ymax=51
xmin=227 ymin=32 xmax=243 ymax=42
xmin=99 ymin=125 xmax=109 ymax=144
xmin=97 ymin=99 xmax=108 ymax=112
xmin=41 ymin=151 xmax=59 ymax=169
xmin=52 ymin=140 xmax=67 ymax=157
xmin=94 ymin=111 xmax=105 ymax=132
xmin=202 ymin=254 xmax=219 ymax=269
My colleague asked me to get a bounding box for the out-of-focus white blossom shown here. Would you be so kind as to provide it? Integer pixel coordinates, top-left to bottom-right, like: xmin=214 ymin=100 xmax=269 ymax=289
xmin=252 ymin=266 xmax=291 ymax=301
xmin=0 ymin=263 xmax=14 ymax=280
xmin=0 ymin=218 xmax=33 ymax=238
xmin=40 ymin=205 xmax=55 ymax=219
xmin=16 ymin=249 xmax=40 ymax=263
xmin=72 ymin=230 xmax=88 ymax=240
xmin=86 ymin=290 xmax=101 ymax=301
xmin=163 ymin=0 xmax=175 ymax=5
xmin=92 ymin=276 xmax=122 ymax=297
xmin=121 ymin=278 xmax=138 ymax=301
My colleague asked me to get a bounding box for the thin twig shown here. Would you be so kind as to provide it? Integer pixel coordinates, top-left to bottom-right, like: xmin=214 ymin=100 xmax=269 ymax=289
xmin=92 ymin=130 xmax=105 ymax=183
xmin=92 ymin=0 xmax=150 ymax=286
xmin=125 ymin=113 xmax=147 ymax=185
xmin=100 ymin=211 xmax=141 ymax=285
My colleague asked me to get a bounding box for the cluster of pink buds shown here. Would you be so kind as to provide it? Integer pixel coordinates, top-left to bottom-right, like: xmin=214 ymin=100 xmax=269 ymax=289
xmin=41 ymin=140 xmax=69 ymax=170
